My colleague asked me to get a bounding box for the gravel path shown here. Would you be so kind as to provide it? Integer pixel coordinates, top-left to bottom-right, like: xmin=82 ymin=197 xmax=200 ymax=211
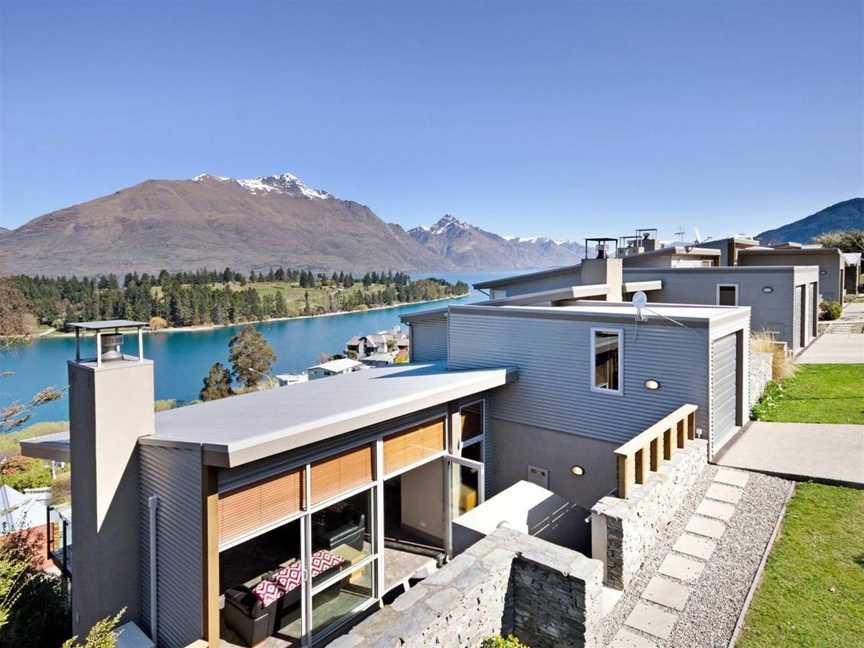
xmin=599 ymin=464 xmax=793 ymax=648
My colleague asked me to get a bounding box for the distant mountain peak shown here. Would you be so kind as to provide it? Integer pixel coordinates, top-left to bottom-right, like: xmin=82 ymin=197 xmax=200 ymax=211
xmin=193 ymin=172 xmax=333 ymax=200
xmin=417 ymin=214 xmax=473 ymax=235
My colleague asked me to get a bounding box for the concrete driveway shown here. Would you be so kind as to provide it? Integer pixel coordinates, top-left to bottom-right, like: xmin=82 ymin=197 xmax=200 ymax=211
xmin=715 ymin=421 xmax=864 ymax=487
xmin=797 ymin=333 xmax=864 ymax=364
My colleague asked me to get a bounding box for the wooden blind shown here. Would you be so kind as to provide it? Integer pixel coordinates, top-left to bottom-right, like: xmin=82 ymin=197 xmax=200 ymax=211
xmin=383 ymin=419 xmax=445 ymax=475
xmin=218 ymin=468 xmax=304 ymax=545
xmin=310 ymin=444 xmax=373 ymax=505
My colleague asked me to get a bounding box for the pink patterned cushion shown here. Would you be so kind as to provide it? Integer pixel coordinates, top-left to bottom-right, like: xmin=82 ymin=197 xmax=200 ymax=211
xmin=251 ymin=578 xmax=282 ymax=607
xmin=310 ymin=549 xmax=345 ymax=576
xmin=271 ymin=563 xmax=304 ymax=594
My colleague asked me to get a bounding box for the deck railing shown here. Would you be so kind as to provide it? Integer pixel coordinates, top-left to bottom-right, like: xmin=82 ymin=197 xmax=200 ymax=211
xmin=614 ymin=404 xmax=698 ymax=499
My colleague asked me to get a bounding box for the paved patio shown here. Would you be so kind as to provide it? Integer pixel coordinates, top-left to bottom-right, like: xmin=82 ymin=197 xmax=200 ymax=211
xmin=797 ymin=333 xmax=864 ymax=363
xmin=715 ymin=421 xmax=864 ymax=487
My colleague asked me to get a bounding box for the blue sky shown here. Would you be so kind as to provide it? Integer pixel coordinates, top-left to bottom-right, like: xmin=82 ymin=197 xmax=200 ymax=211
xmin=1 ymin=1 xmax=861 ymax=240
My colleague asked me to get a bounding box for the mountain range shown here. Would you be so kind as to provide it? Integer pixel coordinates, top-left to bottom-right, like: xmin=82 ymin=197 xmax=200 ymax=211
xmin=0 ymin=173 xmax=584 ymax=277
xmin=756 ymin=198 xmax=863 ymax=244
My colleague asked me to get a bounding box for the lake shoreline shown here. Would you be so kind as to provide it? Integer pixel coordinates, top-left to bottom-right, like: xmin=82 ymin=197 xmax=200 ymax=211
xmin=33 ymin=293 xmax=467 ymax=339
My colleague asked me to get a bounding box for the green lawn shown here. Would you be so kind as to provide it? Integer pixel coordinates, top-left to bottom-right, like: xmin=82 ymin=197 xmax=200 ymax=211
xmin=752 ymin=364 xmax=864 ymax=424
xmin=737 ymin=483 xmax=864 ymax=648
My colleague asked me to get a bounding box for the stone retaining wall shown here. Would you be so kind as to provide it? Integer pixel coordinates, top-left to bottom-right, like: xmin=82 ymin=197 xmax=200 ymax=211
xmin=749 ymin=350 xmax=773 ymax=409
xmin=327 ymin=527 xmax=604 ymax=648
xmin=590 ymin=439 xmax=707 ymax=590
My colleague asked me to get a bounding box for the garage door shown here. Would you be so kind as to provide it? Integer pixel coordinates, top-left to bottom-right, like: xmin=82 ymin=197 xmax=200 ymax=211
xmin=808 ymin=283 xmax=817 ymax=341
xmin=711 ymin=333 xmax=738 ymax=453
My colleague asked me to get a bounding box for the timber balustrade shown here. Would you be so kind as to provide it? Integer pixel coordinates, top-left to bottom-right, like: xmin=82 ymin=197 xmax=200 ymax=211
xmin=613 ymin=404 xmax=698 ymax=499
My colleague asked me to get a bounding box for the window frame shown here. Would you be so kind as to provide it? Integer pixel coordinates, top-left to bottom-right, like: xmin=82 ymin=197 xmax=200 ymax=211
xmin=590 ymin=327 xmax=623 ymax=396
xmin=716 ymin=283 xmax=739 ymax=306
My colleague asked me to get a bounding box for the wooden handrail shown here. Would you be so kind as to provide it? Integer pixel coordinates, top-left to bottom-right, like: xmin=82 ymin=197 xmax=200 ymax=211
xmin=614 ymin=404 xmax=698 ymax=499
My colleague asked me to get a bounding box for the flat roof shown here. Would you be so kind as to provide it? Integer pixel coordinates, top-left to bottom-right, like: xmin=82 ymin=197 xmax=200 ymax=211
xmin=450 ymin=301 xmax=749 ymax=327
xmin=740 ymin=247 xmax=841 ymax=257
xmin=145 ymin=362 xmax=517 ymax=467
xmin=18 ymin=430 xmax=71 ymax=463
xmin=623 ymin=265 xmax=800 ymax=274
xmin=68 ymin=320 xmax=147 ymax=330
xmin=309 ymin=358 xmax=364 ymax=372
xmin=473 ymin=265 xmax=581 ymax=290
xmin=625 ymin=245 xmax=721 ymax=259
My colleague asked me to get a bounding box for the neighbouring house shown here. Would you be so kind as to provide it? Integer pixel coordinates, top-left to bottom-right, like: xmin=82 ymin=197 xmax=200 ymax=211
xmin=697 ymin=235 xmax=761 ymax=266
xmin=307 ymin=358 xmax=365 ymax=380
xmin=620 ymin=244 xmax=721 ymax=268
xmin=622 ymin=265 xmax=819 ymax=353
xmin=344 ymin=336 xmax=364 ymax=358
xmin=358 ymin=351 xmax=397 ymax=367
xmin=345 ymin=330 xmax=408 ymax=360
xmin=738 ymin=244 xmax=846 ymax=302
xmin=843 ymin=252 xmax=861 ymax=295
xmin=0 ymin=485 xmax=54 ymax=572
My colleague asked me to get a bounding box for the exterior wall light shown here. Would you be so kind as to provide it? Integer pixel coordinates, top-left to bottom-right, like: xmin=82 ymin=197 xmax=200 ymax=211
xmin=644 ymin=379 xmax=660 ymax=390
xmin=762 ymin=286 xmax=774 ymax=294
xmin=571 ymin=465 xmax=585 ymax=477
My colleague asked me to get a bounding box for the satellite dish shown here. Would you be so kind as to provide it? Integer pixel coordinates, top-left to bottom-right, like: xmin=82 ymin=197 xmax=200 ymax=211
xmin=632 ymin=291 xmax=648 ymax=321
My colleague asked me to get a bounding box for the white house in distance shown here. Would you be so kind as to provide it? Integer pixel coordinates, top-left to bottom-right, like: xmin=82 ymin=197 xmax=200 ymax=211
xmin=306 ymin=358 xmax=366 ymax=380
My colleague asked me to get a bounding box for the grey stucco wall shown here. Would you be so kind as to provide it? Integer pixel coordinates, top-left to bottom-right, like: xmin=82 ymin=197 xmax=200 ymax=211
xmin=623 ymin=267 xmax=800 ymax=349
xmin=739 ymin=250 xmax=843 ymax=302
xmin=447 ymin=308 xmax=712 ymax=447
xmin=326 ymin=526 xmax=603 ymax=648
xmin=488 ymin=418 xmax=617 ymax=552
xmin=591 ymin=439 xmax=707 ymax=589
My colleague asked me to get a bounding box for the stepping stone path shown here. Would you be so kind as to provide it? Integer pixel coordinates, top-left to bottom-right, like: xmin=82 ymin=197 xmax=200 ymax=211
xmin=611 ymin=467 xmax=751 ymax=646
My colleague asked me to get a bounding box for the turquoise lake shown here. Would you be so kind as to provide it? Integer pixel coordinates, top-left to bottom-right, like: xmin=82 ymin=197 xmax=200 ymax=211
xmin=1 ymin=272 xmax=514 ymax=425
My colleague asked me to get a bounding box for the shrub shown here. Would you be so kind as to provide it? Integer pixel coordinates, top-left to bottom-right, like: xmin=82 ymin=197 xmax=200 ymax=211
xmin=0 ymin=457 xmax=51 ymax=490
xmin=62 ymin=609 xmax=124 ymax=648
xmin=751 ymin=331 xmax=797 ymax=380
xmin=819 ymin=300 xmax=842 ymax=321
xmin=148 ymin=316 xmax=168 ymax=330
xmin=751 ymin=380 xmax=783 ymax=420
xmin=481 ymin=636 xmax=530 ymax=648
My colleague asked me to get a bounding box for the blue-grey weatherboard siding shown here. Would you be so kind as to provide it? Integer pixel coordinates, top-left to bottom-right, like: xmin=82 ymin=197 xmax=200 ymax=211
xmin=407 ymin=314 xmax=449 ymax=362
xmin=622 ymin=266 xmax=817 ymax=352
xmin=139 ymin=445 xmax=204 ymax=648
xmin=738 ymin=250 xmax=843 ymax=302
xmin=446 ymin=310 xmax=713 ymax=446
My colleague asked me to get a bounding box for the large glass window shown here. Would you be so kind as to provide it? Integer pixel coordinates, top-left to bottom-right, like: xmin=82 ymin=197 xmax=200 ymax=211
xmin=311 ymin=562 xmax=374 ymax=634
xmin=592 ymin=330 xmax=621 ymax=393
xmin=310 ymin=490 xmax=373 ymax=587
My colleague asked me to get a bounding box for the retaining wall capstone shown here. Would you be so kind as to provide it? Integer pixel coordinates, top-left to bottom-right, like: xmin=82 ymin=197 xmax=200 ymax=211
xmin=326 ymin=526 xmax=604 ymax=648
xmin=749 ymin=350 xmax=773 ymax=409
xmin=590 ymin=439 xmax=707 ymax=590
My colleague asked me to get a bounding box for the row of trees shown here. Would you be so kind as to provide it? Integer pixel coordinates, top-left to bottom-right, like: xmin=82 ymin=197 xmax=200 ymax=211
xmin=10 ymin=270 xmax=468 ymax=330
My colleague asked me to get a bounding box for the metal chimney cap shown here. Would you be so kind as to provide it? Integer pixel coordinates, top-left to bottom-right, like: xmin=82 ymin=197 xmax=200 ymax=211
xmin=68 ymin=320 xmax=147 ymax=332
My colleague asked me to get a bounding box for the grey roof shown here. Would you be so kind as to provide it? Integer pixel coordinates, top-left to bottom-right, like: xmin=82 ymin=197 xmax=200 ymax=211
xmin=473 ymin=265 xmax=581 ymax=290
xmin=18 ymin=430 xmax=72 ymax=463
xmin=144 ymin=362 xmax=517 ymax=468
xmin=68 ymin=320 xmax=147 ymax=331
xmin=624 ymin=245 xmax=720 ymax=259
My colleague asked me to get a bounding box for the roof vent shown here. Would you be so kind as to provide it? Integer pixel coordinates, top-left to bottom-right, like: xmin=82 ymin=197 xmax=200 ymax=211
xmin=68 ymin=320 xmax=148 ymax=367
xmin=100 ymin=334 xmax=124 ymax=362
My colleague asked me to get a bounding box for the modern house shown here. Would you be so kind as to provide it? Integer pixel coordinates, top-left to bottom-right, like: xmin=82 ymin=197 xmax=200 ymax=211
xmin=620 ymin=244 xmax=721 ymax=268
xmin=22 ymin=294 xmax=752 ymax=647
xmin=697 ymin=235 xmax=761 ymax=266
xmin=306 ymin=359 xmax=365 ymax=380
xmin=738 ymin=245 xmax=846 ymax=302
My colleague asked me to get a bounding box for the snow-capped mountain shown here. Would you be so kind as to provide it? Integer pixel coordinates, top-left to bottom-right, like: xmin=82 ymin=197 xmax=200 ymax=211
xmin=408 ymin=215 xmax=584 ymax=271
xmin=194 ymin=172 xmax=333 ymax=200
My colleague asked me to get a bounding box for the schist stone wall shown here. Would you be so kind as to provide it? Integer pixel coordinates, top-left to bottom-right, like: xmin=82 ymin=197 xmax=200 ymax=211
xmin=327 ymin=527 xmax=604 ymax=648
xmin=590 ymin=439 xmax=707 ymax=590
xmin=749 ymin=350 xmax=774 ymax=409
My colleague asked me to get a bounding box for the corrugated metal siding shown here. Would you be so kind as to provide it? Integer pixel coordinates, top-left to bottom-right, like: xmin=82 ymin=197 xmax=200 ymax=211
xmin=710 ymin=333 xmax=737 ymax=453
xmin=140 ymin=445 xmax=204 ymax=648
xmin=447 ymin=311 xmax=711 ymax=445
xmin=410 ymin=317 xmax=448 ymax=362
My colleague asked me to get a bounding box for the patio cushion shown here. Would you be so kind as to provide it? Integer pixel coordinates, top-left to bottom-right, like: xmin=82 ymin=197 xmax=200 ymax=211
xmin=271 ymin=562 xmax=304 ymax=594
xmin=311 ymin=549 xmax=345 ymax=576
xmin=251 ymin=578 xmax=282 ymax=608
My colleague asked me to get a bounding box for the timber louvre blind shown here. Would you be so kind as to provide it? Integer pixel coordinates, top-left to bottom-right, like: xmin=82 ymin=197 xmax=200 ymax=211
xmin=219 ymin=468 xmax=304 ymax=545
xmin=310 ymin=444 xmax=374 ymax=505
xmin=383 ymin=418 xmax=445 ymax=475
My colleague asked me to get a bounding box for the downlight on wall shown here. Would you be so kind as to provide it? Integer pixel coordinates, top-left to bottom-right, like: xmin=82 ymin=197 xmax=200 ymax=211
xmin=761 ymin=286 xmax=774 ymax=294
xmin=644 ymin=379 xmax=661 ymax=391
xmin=570 ymin=465 xmax=585 ymax=477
